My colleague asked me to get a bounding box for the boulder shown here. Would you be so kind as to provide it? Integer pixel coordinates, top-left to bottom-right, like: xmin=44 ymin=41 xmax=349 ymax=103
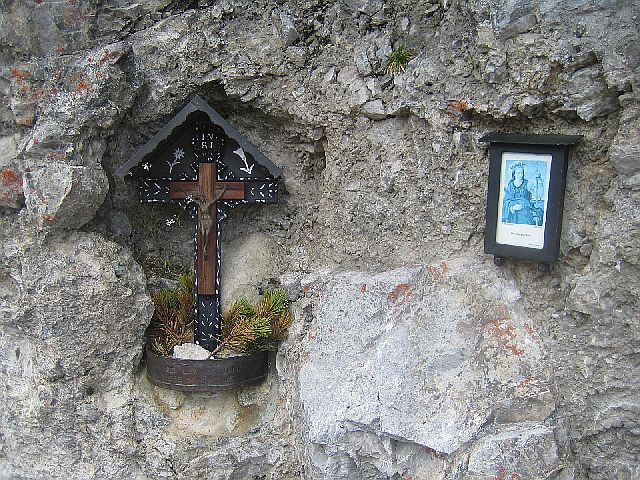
xmin=292 ymin=258 xmax=556 ymax=477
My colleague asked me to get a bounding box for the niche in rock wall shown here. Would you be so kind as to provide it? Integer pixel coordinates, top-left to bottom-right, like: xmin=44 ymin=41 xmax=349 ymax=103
xmin=117 ymin=95 xmax=292 ymax=392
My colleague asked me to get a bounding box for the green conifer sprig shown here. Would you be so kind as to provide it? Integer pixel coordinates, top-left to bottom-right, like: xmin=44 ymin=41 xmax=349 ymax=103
xmin=148 ymin=273 xmax=195 ymax=356
xmin=386 ymin=45 xmax=415 ymax=76
xmin=148 ymin=277 xmax=294 ymax=358
xmin=272 ymin=310 xmax=294 ymax=341
xmin=213 ymin=288 xmax=294 ymax=356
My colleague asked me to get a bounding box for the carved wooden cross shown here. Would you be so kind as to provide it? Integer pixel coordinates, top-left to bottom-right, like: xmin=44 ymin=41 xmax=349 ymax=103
xmin=117 ymin=97 xmax=281 ymax=352
xmin=168 ymin=161 xmax=274 ymax=351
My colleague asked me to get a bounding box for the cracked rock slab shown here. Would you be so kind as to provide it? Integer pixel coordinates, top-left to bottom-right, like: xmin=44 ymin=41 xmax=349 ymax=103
xmin=296 ymin=257 xmax=555 ymax=478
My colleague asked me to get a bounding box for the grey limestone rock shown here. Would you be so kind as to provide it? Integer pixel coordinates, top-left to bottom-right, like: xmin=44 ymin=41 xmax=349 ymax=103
xmin=173 ymin=343 xmax=211 ymax=360
xmin=279 ymin=12 xmax=299 ymax=47
xmin=23 ymin=163 xmax=109 ymax=230
xmin=465 ymin=425 xmax=560 ymax=479
xmin=0 ymin=231 xmax=152 ymax=478
xmin=559 ymin=66 xmax=620 ymax=121
xmin=609 ymin=94 xmax=640 ymax=178
xmin=288 ymin=258 xmax=557 ymax=478
xmin=1 ymin=0 xmax=639 ymax=478
xmin=362 ymin=99 xmax=387 ymax=120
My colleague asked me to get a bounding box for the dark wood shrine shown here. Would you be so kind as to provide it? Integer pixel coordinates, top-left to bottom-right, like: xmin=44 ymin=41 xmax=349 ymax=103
xmin=480 ymin=133 xmax=581 ymax=271
xmin=117 ymin=96 xmax=281 ymax=390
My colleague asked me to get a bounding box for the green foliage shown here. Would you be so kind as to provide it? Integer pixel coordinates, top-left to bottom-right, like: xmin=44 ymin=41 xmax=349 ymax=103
xmin=386 ymin=45 xmax=415 ymax=76
xmin=223 ymin=297 xmax=256 ymax=328
xmin=257 ymin=288 xmax=289 ymax=317
xmin=148 ymin=273 xmax=195 ymax=356
xmin=178 ymin=272 xmax=194 ymax=293
xmin=215 ymin=288 xmax=294 ymax=356
xmin=148 ymin=276 xmax=294 ymax=358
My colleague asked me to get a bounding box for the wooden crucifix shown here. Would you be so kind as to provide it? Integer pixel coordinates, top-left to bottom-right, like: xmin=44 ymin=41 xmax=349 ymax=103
xmin=167 ymin=159 xmax=275 ymax=351
xmin=117 ymin=97 xmax=281 ymax=351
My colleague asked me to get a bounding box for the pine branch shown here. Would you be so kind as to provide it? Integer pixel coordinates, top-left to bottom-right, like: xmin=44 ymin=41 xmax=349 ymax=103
xmin=216 ymin=288 xmax=294 ymax=355
xmin=149 ymin=273 xmax=196 ymax=355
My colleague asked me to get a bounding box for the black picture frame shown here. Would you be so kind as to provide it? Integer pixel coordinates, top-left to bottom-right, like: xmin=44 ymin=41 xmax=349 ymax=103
xmin=480 ymin=133 xmax=582 ymax=268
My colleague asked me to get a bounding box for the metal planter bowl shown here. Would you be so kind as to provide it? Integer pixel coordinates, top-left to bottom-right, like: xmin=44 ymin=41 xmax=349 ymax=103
xmin=146 ymin=348 xmax=269 ymax=392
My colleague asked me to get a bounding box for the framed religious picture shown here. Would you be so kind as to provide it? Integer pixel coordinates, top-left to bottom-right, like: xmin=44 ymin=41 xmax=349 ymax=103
xmin=480 ymin=133 xmax=582 ymax=270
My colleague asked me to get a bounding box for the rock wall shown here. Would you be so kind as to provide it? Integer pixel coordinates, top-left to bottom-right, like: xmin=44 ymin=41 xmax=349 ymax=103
xmin=1 ymin=1 xmax=638 ymax=479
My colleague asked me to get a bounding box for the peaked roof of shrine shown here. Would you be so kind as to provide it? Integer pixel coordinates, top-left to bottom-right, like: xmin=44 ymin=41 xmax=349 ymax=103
xmin=479 ymin=133 xmax=583 ymax=146
xmin=116 ymin=95 xmax=282 ymax=178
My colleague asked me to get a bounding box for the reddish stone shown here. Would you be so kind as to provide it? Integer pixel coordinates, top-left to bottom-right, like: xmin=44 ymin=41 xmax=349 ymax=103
xmin=0 ymin=168 xmax=24 ymax=210
xmin=387 ymin=283 xmax=414 ymax=303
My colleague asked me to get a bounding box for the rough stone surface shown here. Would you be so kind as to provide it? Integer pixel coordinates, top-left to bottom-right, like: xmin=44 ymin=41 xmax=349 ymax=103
xmin=0 ymin=0 xmax=639 ymax=479
xmin=464 ymin=425 xmax=560 ymax=479
xmin=23 ymin=162 xmax=109 ymax=229
xmin=0 ymin=231 xmax=153 ymax=479
xmin=281 ymin=260 xmax=557 ymax=478
xmin=0 ymin=167 xmax=24 ymax=211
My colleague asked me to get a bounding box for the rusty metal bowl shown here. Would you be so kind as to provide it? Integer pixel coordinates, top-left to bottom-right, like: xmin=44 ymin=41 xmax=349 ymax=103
xmin=146 ymin=348 xmax=269 ymax=392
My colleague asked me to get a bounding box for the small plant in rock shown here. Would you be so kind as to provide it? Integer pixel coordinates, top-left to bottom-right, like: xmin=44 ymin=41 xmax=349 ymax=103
xmin=211 ymin=288 xmax=294 ymax=357
xmin=386 ymin=45 xmax=415 ymax=75
xmin=148 ymin=273 xmax=195 ymax=356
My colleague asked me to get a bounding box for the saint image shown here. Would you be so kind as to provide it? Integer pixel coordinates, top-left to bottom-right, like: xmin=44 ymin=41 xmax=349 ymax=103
xmin=501 ymin=162 xmax=543 ymax=226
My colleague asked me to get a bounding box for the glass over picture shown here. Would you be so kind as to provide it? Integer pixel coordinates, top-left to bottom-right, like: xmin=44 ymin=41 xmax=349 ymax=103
xmin=496 ymin=152 xmax=552 ymax=249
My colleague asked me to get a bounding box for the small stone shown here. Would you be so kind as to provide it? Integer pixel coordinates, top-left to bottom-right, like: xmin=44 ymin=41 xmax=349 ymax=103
xmin=580 ymin=243 xmax=593 ymax=257
xmin=610 ymin=143 xmax=640 ymax=176
xmin=345 ymin=180 xmax=361 ymax=192
xmin=355 ymin=50 xmax=373 ymax=76
xmin=345 ymin=0 xmax=384 ymax=16
xmin=500 ymin=13 xmax=538 ymax=39
xmin=9 ymin=99 xmax=36 ymax=126
xmin=0 ymin=134 xmax=21 ymax=168
xmin=362 ymin=99 xmax=387 ymax=120
xmin=622 ymin=172 xmax=640 ymax=189
xmin=173 ymin=343 xmax=211 ymax=360
xmin=0 ymin=168 xmax=24 ymax=211
xmin=562 ymin=66 xmax=619 ymax=121
xmin=323 ymin=66 xmax=336 ymax=84
xmin=466 ymin=425 xmax=560 ymax=477
xmin=109 ymin=210 xmax=133 ymax=238
xmin=517 ymin=95 xmax=543 ymax=118
xmin=280 ymin=13 xmax=299 ymax=47
xmin=337 ymin=65 xmax=359 ymax=86
xmin=23 ymin=163 xmax=109 ymax=230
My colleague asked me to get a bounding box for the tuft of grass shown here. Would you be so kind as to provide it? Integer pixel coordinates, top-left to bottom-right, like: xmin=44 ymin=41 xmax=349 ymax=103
xmin=386 ymin=45 xmax=415 ymax=76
